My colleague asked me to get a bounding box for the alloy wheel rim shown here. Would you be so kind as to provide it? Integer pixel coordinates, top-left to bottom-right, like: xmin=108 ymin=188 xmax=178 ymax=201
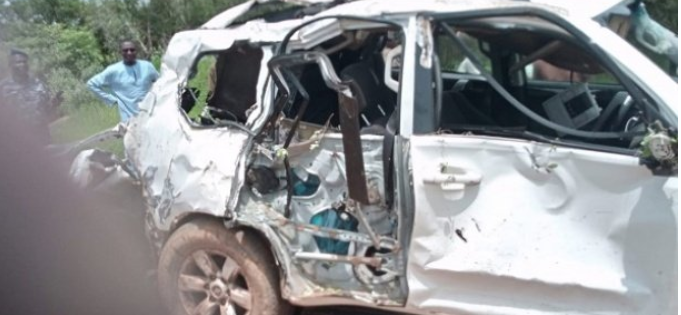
xmin=178 ymin=250 xmax=252 ymax=315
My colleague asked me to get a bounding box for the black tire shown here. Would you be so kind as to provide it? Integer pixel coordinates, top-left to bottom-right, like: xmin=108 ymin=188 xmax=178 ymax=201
xmin=158 ymin=218 xmax=293 ymax=315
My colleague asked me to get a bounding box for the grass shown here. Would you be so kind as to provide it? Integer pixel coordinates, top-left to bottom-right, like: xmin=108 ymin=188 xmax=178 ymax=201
xmin=50 ymin=104 xmax=124 ymax=156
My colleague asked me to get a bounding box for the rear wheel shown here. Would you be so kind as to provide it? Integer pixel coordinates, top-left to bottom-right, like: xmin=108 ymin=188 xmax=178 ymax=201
xmin=158 ymin=219 xmax=292 ymax=315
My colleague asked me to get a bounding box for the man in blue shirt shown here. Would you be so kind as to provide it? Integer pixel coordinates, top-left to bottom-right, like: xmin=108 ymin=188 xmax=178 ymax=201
xmin=87 ymin=40 xmax=159 ymax=123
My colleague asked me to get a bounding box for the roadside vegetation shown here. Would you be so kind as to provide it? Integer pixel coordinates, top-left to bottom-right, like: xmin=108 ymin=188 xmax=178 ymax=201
xmin=0 ymin=0 xmax=245 ymax=150
xmin=0 ymin=0 xmax=677 ymax=151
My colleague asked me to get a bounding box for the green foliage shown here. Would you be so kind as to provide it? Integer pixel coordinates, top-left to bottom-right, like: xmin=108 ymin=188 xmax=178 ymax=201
xmin=144 ymin=0 xmax=247 ymax=48
xmin=47 ymin=68 xmax=100 ymax=114
xmin=647 ymin=0 xmax=678 ymax=34
xmin=84 ymin=0 xmax=150 ymax=60
xmin=1 ymin=21 xmax=104 ymax=113
xmin=150 ymin=53 xmax=163 ymax=70
xmin=4 ymin=0 xmax=87 ymax=25
xmin=186 ymin=55 xmax=216 ymax=119
xmin=3 ymin=0 xmax=249 ymax=57
xmin=4 ymin=22 xmax=103 ymax=76
xmin=233 ymin=2 xmax=300 ymax=24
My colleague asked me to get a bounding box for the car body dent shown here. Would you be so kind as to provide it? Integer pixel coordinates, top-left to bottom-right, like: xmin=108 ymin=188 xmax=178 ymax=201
xmin=127 ymin=9 xmax=410 ymax=306
xmin=126 ymin=15 xmax=308 ymax=233
xmin=232 ymin=129 xmax=405 ymax=306
xmin=126 ymin=31 xmax=246 ymax=232
xmin=125 ymin=97 xmax=250 ymax=230
xmin=407 ymin=135 xmax=677 ymax=314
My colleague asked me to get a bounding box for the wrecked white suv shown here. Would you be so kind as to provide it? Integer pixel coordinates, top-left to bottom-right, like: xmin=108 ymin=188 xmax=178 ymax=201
xmin=71 ymin=0 xmax=678 ymax=314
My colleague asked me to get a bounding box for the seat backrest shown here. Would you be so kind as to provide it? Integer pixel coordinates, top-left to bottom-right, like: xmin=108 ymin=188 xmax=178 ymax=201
xmin=208 ymin=46 xmax=264 ymax=123
xmin=340 ymin=62 xmax=395 ymax=126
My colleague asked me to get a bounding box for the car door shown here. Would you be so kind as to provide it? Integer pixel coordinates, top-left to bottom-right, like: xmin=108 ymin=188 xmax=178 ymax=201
xmin=407 ymin=135 xmax=677 ymax=314
xmin=403 ymin=12 xmax=677 ymax=315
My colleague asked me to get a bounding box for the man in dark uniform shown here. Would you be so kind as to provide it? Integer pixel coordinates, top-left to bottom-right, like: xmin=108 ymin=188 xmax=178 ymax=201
xmin=0 ymin=49 xmax=62 ymax=143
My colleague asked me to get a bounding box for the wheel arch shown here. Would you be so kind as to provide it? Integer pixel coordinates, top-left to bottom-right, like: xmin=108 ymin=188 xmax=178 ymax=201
xmin=165 ymin=213 xmax=297 ymax=303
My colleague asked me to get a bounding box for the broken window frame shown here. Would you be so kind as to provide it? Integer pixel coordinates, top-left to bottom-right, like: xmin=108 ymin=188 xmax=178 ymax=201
xmin=263 ymin=17 xmax=408 ymax=208
xmin=256 ymin=16 xmax=408 ymax=130
xmin=239 ymin=18 xmax=412 ymax=288
xmin=177 ymin=45 xmax=266 ymax=134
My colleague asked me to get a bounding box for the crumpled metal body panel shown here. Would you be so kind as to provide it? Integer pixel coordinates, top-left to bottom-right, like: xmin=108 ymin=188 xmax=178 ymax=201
xmin=121 ymin=15 xmax=406 ymax=305
xmin=123 ymin=30 xmax=250 ymax=231
xmin=123 ymin=18 xmax=305 ymax=232
xmin=240 ymin=130 xmax=403 ymax=305
xmin=125 ymin=95 xmax=249 ymax=229
xmin=407 ymin=135 xmax=678 ymax=315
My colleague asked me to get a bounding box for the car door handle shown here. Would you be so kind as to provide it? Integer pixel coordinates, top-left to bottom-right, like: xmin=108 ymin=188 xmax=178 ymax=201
xmin=423 ymin=169 xmax=482 ymax=191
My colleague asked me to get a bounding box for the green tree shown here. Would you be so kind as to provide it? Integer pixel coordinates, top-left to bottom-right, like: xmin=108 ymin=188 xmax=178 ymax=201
xmin=84 ymin=0 xmax=150 ymax=61
xmin=145 ymin=0 xmax=246 ymax=48
xmin=4 ymin=0 xmax=87 ymax=25
xmin=647 ymin=0 xmax=678 ymax=34
xmin=1 ymin=21 xmax=104 ymax=112
xmin=4 ymin=22 xmax=102 ymax=76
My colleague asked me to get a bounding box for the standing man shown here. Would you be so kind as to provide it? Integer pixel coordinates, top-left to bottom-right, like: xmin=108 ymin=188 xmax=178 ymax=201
xmin=87 ymin=40 xmax=159 ymax=123
xmin=0 ymin=49 xmax=63 ymax=143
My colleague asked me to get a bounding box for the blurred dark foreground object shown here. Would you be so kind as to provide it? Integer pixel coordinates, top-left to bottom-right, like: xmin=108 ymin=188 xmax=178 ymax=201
xmin=0 ymin=105 xmax=163 ymax=314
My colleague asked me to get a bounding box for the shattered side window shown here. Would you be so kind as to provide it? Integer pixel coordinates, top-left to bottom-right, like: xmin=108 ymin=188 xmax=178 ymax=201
xmin=180 ymin=45 xmax=264 ymax=126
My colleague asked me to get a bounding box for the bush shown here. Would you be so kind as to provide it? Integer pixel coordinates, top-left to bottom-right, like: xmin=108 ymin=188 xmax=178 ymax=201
xmin=1 ymin=21 xmax=105 ymax=113
xmin=3 ymin=22 xmax=103 ymax=76
xmin=47 ymin=68 xmax=100 ymax=114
